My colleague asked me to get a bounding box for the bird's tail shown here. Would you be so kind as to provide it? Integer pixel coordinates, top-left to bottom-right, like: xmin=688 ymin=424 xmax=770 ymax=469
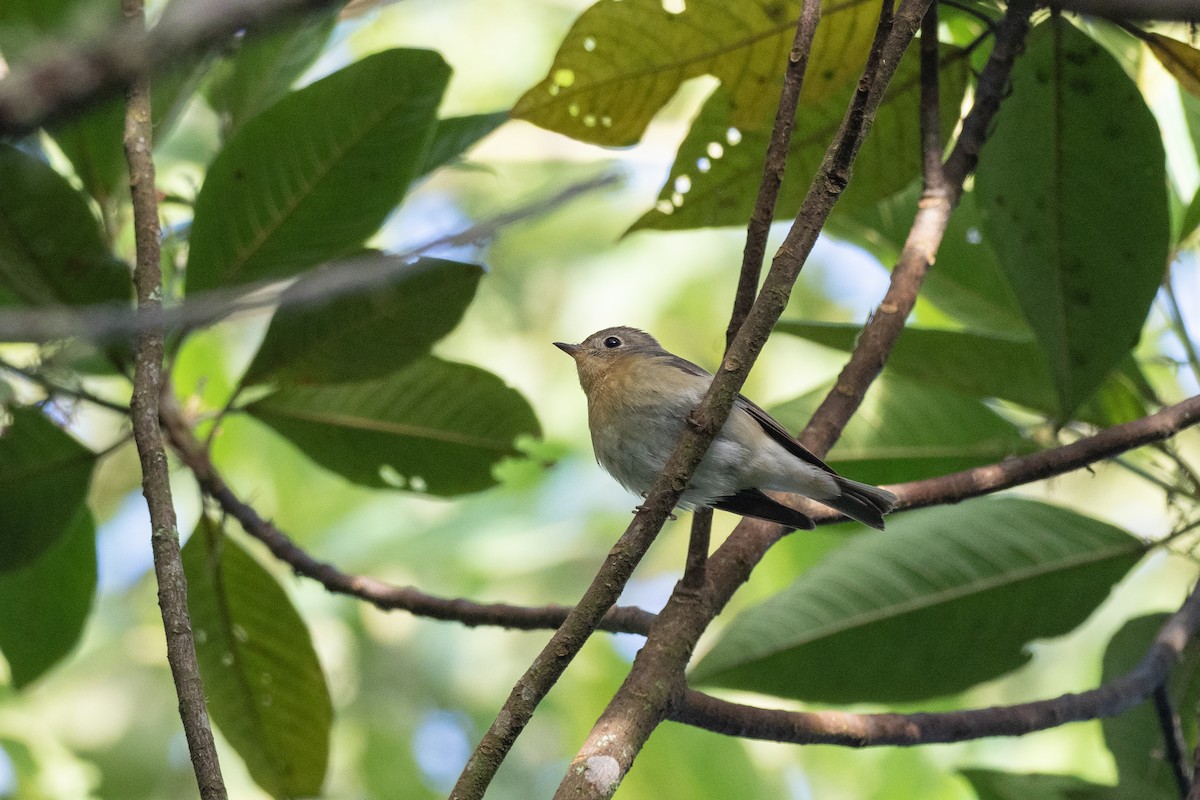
xmin=826 ymin=477 xmax=897 ymax=531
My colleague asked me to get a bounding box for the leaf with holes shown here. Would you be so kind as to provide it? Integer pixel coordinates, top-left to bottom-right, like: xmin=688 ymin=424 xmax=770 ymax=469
xmin=975 ymin=18 xmax=1169 ymax=419
xmin=691 ymin=498 xmax=1145 ymax=702
xmin=0 ymin=407 xmax=96 ymax=574
xmin=632 ymin=44 xmax=969 ymax=230
xmin=183 ymin=518 xmax=331 ymax=798
xmin=0 ymin=145 xmax=129 ymax=308
xmin=0 ymin=509 xmax=96 ymax=687
xmin=514 ymin=0 xmax=880 ymax=147
xmin=768 ymin=372 xmax=1035 ymax=485
xmin=246 ymin=356 xmax=541 ymax=495
xmin=241 ymin=257 xmax=484 ymax=386
xmin=186 ymin=48 xmax=449 ymax=292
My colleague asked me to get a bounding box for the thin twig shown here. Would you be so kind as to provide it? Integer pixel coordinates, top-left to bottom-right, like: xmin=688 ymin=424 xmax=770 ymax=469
xmin=122 ymin=3 xmax=226 ymax=797
xmin=681 ymin=508 xmax=713 ymax=590
xmin=0 ymin=174 xmax=618 ymax=345
xmin=1163 ymin=266 xmax=1200 ymax=387
xmin=0 ymin=360 xmax=129 ymax=413
xmin=1155 ymin=684 xmax=1192 ymax=798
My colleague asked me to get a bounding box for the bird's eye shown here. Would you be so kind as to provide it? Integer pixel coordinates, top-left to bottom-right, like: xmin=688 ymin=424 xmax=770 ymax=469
xmin=603 ymin=336 xmax=622 ymax=349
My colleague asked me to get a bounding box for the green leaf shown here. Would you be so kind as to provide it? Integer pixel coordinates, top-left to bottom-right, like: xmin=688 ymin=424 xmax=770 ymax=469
xmin=825 ymin=185 xmax=1029 ymax=336
xmin=242 ymin=257 xmax=484 ymax=386
xmin=0 ymin=145 xmax=129 ymax=308
xmin=246 ymin=356 xmax=541 ymax=495
xmin=0 ymin=509 xmax=96 ymax=688
xmin=513 ymin=0 xmax=880 ymax=147
xmin=0 ymin=407 xmax=96 ymax=574
xmin=776 ymin=321 xmax=1059 ymax=414
xmin=975 ymin=18 xmax=1169 ymax=419
xmin=204 ymin=10 xmax=338 ymax=136
xmin=182 ymin=518 xmax=332 ymax=798
xmin=1100 ymin=614 xmax=1200 ymax=800
xmin=960 ymin=769 xmax=1116 ymax=800
xmin=418 ymin=112 xmax=508 ymax=177
xmin=632 ymin=45 xmax=969 ymax=231
xmin=691 ymin=498 xmax=1144 ymax=703
xmin=186 ymin=48 xmax=450 ymax=293
xmin=768 ymin=372 xmax=1036 ymax=484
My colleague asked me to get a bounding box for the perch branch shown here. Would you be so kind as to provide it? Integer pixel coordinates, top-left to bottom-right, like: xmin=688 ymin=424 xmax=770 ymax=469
xmin=122 ymin=3 xmax=226 ymax=797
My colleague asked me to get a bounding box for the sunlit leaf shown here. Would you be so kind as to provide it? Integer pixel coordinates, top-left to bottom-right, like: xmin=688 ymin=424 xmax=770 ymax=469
xmin=514 ymin=0 xmax=880 ymax=147
xmin=0 ymin=509 xmax=95 ymax=687
xmin=0 ymin=407 xmax=96 ymax=574
xmin=246 ymin=356 xmax=541 ymax=495
xmin=242 ymin=257 xmax=484 ymax=386
xmin=1145 ymin=32 xmax=1200 ymax=98
xmin=691 ymin=498 xmax=1144 ymax=702
xmin=768 ymin=372 xmax=1035 ymax=484
xmin=187 ymin=48 xmax=450 ymax=292
xmin=182 ymin=518 xmax=332 ymax=798
xmin=633 ymin=45 xmax=969 ymax=230
xmin=0 ymin=145 xmax=129 ymax=308
xmin=975 ymin=18 xmax=1169 ymax=419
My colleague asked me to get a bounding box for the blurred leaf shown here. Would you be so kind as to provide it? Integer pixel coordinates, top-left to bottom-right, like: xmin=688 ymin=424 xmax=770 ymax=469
xmin=975 ymin=18 xmax=1169 ymax=419
xmin=1179 ymin=184 xmax=1200 ymax=244
xmin=182 ymin=518 xmax=331 ymax=798
xmin=621 ymin=721 xmax=779 ymax=798
xmin=242 ymin=257 xmax=483 ymax=386
xmin=768 ymin=372 xmax=1036 ymax=484
xmin=514 ymin=0 xmax=880 ymax=147
xmin=0 ymin=509 xmax=95 ymax=687
xmin=0 ymin=407 xmax=96 ymax=574
xmin=826 ymin=185 xmax=1029 ymax=336
xmin=776 ymin=322 xmax=1059 ymax=413
xmin=1074 ymin=357 xmax=1155 ymax=428
xmin=632 ymin=45 xmax=969 ymax=231
xmin=1100 ymin=614 xmax=1200 ymax=800
xmin=960 ymin=769 xmax=1116 ymax=799
xmin=246 ymin=356 xmax=541 ymax=495
xmin=204 ymin=10 xmax=338 ymax=136
xmin=1144 ymin=32 xmax=1200 ymax=98
xmin=187 ymin=48 xmax=450 ymax=292
xmin=0 ymin=144 xmax=129 ymax=308
xmin=691 ymin=498 xmax=1144 ymax=703
xmin=418 ymin=112 xmax=508 ymax=176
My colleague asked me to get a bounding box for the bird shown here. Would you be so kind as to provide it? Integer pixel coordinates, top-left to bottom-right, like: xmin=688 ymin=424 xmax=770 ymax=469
xmin=554 ymin=326 xmax=897 ymax=531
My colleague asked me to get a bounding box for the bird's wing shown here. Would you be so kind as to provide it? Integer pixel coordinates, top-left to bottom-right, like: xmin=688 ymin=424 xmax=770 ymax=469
xmin=660 ymin=353 xmax=837 ymax=476
xmin=711 ymin=488 xmax=814 ymax=530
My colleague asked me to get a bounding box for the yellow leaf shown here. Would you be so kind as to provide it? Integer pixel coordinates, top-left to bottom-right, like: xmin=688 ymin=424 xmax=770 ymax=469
xmin=1146 ymin=32 xmax=1200 ymax=97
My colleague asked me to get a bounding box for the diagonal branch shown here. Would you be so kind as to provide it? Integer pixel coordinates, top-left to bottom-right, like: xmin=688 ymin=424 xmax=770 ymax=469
xmin=122 ymin=2 xmax=226 ymax=797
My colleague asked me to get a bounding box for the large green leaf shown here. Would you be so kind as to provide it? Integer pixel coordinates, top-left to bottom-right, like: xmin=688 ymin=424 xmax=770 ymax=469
xmin=0 ymin=407 xmax=96 ymax=574
xmin=0 ymin=145 xmax=129 ymax=308
xmin=246 ymin=356 xmax=541 ymax=495
xmin=691 ymin=498 xmax=1144 ymax=703
xmin=1100 ymin=614 xmax=1200 ymax=800
xmin=975 ymin=18 xmax=1169 ymax=419
xmin=513 ymin=0 xmax=879 ymax=147
xmin=776 ymin=321 xmax=1058 ymax=413
xmin=0 ymin=509 xmax=96 ymax=688
xmin=632 ymin=45 xmax=969 ymax=231
xmin=203 ymin=10 xmax=338 ymax=137
xmin=182 ymin=518 xmax=331 ymax=798
xmin=768 ymin=372 xmax=1035 ymax=484
xmin=241 ymin=257 xmax=484 ymax=386
xmin=186 ymin=48 xmax=450 ymax=293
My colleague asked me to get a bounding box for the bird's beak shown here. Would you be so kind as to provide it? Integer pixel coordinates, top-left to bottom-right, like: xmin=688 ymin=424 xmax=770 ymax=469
xmin=554 ymin=342 xmax=581 ymax=357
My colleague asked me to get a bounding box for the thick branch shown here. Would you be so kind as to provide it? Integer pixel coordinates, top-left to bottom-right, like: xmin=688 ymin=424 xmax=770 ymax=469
xmin=158 ymin=401 xmax=655 ymax=634
xmin=673 ymin=580 xmax=1200 ymax=745
xmin=122 ymin=3 xmax=226 ymax=797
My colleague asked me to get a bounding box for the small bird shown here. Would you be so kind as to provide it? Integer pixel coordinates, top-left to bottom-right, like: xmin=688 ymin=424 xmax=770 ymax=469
xmin=555 ymin=326 xmax=897 ymax=530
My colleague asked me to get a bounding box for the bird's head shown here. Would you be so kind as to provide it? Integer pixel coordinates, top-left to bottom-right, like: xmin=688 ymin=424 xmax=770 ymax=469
xmin=554 ymin=326 xmax=665 ymax=395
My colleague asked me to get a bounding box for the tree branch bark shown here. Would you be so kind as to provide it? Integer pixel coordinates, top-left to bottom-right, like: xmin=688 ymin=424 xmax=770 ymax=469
xmin=122 ymin=2 xmax=226 ymax=797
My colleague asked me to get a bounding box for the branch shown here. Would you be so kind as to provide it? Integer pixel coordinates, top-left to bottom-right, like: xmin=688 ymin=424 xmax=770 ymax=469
xmin=0 ymin=175 xmax=617 ymax=345
xmin=552 ymin=2 xmax=940 ymax=796
xmin=122 ymin=3 xmax=226 ymax=797
xmin=1154 ymin=685 xmax=1192 ymax=798
xmin=0 ymin=0 xmax=341 ymax=137
xmin=158 ymin=400 xmax=656 ymax=635
xmin=672 ymin=575 xmax=1200 ymax=743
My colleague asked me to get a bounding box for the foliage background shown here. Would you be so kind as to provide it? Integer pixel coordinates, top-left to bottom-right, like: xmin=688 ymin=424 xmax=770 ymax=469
xmin=1 ymin=0 xmax=1199 ymax=798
